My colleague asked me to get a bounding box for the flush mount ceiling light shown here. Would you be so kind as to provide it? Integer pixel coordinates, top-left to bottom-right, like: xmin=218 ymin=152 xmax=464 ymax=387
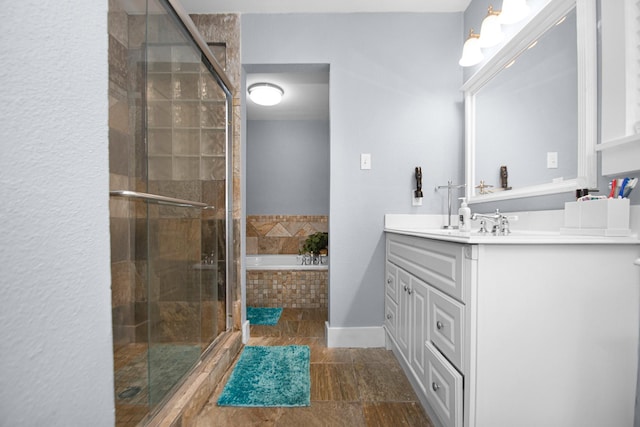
xmin=459 ymin=29 xmax=484 ymax=67
xmin=478 ymin=5 xmax=504 ymax=48
xmin=498 ymin=0 xmax=530 ymax=25
xmin=247 ymin=83 xmax=284 ymax=106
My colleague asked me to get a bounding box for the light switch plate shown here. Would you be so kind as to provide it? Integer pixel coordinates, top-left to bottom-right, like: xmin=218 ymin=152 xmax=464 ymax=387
xmin=412 ymin=192 xmax=423 ymax=206
xmin=360 ymin=153 xmax=371 ymax=170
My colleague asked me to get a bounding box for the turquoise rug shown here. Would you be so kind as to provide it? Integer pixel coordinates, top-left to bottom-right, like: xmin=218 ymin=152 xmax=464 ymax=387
xmin=217 ymin=345 xmax=310 ymax=407
xmin=247 ymin=306 xmax=283 ymax=325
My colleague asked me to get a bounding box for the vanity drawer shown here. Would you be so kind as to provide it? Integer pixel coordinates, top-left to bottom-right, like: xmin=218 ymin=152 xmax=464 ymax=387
xmin=384 ymin=295 xmax=398 ymax=338
xmin=385 ymin=262 xmax=399 ymax=303
xmin=429 ymin=288 xmax=464 ymax=372
xmin=425 ymin=341 xmax=463 ymax=427
xmin=387 ymin=234 xmax=465 ymax=302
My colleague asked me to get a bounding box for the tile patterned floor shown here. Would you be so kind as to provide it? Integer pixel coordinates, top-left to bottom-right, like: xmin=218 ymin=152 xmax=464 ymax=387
xmin=192 ymin=308 xmax=434 ymax=427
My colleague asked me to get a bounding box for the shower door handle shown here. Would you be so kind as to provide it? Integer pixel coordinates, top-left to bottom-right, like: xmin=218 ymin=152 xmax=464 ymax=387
xmin=110 ymin=190 xmax=214 ymax=209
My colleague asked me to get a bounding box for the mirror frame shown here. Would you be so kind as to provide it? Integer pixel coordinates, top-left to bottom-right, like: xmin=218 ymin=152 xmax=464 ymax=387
xmin=462 ymin=0 xmax=597 ymax=204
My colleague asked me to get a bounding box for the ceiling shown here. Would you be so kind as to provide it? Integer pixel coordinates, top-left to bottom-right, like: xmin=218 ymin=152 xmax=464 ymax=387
xmin=245 ymin=65 xmax=330 ymax=121
xmin=180 ymin=0 xmax=472 ymax=121
xmin=181 ymin=0 xmax=472 ymax=14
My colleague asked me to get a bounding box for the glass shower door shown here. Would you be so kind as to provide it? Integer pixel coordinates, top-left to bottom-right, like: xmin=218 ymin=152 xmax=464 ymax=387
xmin=108 ymin=0 xmax=232 ymax=423
xmin=144 ymin=0 xmax=231 ymax=410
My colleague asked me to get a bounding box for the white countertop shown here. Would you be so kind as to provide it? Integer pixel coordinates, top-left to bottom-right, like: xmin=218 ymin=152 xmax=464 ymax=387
xmin=383 ymin=212 xmax=639 ymax=244
xmin=384 ymin=227 xmax=640 ymax=245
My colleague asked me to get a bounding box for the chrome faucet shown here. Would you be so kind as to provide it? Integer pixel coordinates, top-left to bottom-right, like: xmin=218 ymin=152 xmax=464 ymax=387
xmin=471 ymin=209 xmax=510 ymax=235
xmin=435 ymin=180 xmax=466 ymax=229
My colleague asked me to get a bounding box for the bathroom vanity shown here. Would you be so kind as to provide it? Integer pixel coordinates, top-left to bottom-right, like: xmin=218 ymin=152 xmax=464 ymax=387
xmin=383 ymin=227 xmax=640 ymax=427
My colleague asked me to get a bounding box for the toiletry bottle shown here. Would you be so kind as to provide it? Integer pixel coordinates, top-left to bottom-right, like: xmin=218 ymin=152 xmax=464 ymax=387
xmin=458 ymin=197 xmax=471 ymax=232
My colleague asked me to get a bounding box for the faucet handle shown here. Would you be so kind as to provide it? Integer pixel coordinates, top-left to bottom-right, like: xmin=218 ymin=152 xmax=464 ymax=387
xmin=499 ymin=216 xmax=511 ymax=235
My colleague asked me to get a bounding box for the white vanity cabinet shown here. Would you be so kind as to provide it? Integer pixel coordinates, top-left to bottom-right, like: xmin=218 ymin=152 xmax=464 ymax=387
xmin=384 ymin=231 xmax=640 ymax=427
xmin=385 ymin=259 xmax=430 ymax=393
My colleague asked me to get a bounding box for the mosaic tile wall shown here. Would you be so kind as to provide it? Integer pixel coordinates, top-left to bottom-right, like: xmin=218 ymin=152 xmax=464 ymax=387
xmin=246 ymin=270 xmax=328 ymax=309
xmin=246 ymin=215 xmax=328 ymax=254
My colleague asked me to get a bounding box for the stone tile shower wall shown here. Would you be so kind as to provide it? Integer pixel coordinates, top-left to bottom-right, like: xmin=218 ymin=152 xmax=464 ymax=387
xmin=109 ymin=9 xmax=239 ymax=346
xmin=246 ymin=215 xmax=328 ymax=309
xmin=191 ymin=14 xmax=242 ymax=330
xmin=108 ymin=5 xmax=143 ymax=346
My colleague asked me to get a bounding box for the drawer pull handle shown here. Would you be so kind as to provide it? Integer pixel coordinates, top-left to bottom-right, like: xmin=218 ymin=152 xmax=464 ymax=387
xmin=386 ymin=313 xmax=392 ymax=319
xmin=432 ymin=382 xmax=440 ymax=392
xmin=387 ymin=278 xmax=393 ymax=284
xmin=436 ymin=321 xmax=444 ymax=330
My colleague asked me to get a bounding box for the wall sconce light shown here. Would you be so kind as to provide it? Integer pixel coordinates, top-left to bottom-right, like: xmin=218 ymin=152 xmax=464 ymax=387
xmin=247 ymin=83 xmax=284 ymax=106
xmin=459 ymin=29 xmax=484 ymax=67
xmin=478 ymin=5 xmax=504 ymax=48
xmin=498 ymin=0 xmax=530 ymax=25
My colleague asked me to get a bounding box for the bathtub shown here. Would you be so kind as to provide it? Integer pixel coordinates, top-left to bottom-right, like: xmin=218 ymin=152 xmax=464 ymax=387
xmin=245 ymin=254 xmax=328 ymax=308
xmin=245 ymin=254 xmax=328 ymax=271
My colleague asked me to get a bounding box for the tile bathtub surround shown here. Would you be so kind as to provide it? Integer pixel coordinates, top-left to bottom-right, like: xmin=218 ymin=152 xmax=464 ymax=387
xmin=246 ymin=215 xmax=329 ymax=255
xmin=246 ymin=270 xmax=328 ymax=309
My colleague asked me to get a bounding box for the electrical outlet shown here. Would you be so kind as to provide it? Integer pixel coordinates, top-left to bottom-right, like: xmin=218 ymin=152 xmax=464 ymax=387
xmin=547 ymin=152 xmax=558 ymax=169
xmin=360 ymin=153 xmax=371 ymax=170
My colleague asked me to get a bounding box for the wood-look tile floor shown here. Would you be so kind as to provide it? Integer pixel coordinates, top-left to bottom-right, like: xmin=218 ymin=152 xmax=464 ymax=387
xmin=192 ymin=308 xmax=434 ymax=427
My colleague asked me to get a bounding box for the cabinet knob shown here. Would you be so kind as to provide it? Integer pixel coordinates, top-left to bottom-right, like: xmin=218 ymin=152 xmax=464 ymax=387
xmin=407 ymin=288 xmax=413 ymax=295
xmin=436 ymin=321 xmax=444 ymax=330
xmin=432 ymin=382 xmax=440 ymax=392
xmin=403 ymin=285 xmax=408 ymax=292
xmin=387 ymin=278 xmax=393 ymax=284
xmin=386 ymin=313 xmax=392 ymax=319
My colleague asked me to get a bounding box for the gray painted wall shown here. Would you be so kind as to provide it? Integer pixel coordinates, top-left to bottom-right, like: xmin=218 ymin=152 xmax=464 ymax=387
xmin=242 ymin=13 xmax=464 ymax=327
xmin=247 ymin=120 xmax=330 ymax=215
xmin=0 ymin=1 xmax=113 ymax=425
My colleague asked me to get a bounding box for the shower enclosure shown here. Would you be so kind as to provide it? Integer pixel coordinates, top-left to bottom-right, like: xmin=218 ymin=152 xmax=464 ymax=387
xmin=108 ymin=0 xmax=233 ymax=425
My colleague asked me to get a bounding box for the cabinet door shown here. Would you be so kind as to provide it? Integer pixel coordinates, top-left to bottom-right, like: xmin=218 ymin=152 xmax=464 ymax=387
xmin=409 ymin=275 xmax=429 ymax=394
xmin=425 ymin=341 xmax=463 ymax=427
xmin=396 ymin=269 xmax=412 ymax=360
xmin=384 ymin=295 xmax=398 ymax=338
xmin=429 ymin=288 xmax=464 ymax=372
xmin=385 ymin=262 xmax=399 ymax=303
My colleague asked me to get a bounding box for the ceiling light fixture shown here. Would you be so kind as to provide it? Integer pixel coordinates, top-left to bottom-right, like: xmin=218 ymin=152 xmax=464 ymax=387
xmin=478 ymin=5 xmax=504 ymax=48
xmin=459 ymin=29 xmax=484 ymax=67
xmin=247 ymin=83 xmax=284 ymax=106
xmin=498 ymin=0 xmax=530 ymax=25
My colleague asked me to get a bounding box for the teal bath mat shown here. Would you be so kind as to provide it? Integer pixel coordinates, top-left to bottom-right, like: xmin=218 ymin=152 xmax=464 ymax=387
xmin=217 ymin=345 xmax=310 ymax=407
xmin=247 ymin=306 xmax=283 ymax=325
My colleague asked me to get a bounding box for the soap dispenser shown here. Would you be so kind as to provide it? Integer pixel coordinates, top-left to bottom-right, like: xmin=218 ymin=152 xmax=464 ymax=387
xmin=458 ymin=197 xmax=471 ymax=232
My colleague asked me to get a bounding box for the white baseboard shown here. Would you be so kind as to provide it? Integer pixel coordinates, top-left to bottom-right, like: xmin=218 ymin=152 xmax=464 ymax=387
xmin=242 ymin=320 xmax=250 ymax=344
xmin=325 ymin=322 xmax=386 ymax=348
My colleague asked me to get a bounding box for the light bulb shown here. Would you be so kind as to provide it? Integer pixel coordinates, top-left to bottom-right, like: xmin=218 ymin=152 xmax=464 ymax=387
xmin=248 ymin=83 xmax=284 ymax=106
xmin=498 ymin=0 xmax=530 ymax=25
xmin=459 ymin=31 xmax=484 ymax=67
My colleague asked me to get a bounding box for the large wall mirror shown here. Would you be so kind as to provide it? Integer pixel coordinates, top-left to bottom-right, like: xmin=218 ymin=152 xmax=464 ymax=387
xmin=463 ymin=0 xmax=597 ymax=204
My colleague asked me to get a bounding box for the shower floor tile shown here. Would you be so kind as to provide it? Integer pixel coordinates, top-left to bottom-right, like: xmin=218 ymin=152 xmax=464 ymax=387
xmin=114 ymin=343 xmax=201 ymax=427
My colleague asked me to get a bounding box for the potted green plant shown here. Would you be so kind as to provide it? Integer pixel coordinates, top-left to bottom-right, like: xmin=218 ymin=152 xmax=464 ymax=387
xmin=301 ymin=232 xmax=328 ymax=255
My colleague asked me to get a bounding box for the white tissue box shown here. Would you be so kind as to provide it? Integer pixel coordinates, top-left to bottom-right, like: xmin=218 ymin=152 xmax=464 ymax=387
xmin=561 ymin=198 xmax=631 ymax=236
